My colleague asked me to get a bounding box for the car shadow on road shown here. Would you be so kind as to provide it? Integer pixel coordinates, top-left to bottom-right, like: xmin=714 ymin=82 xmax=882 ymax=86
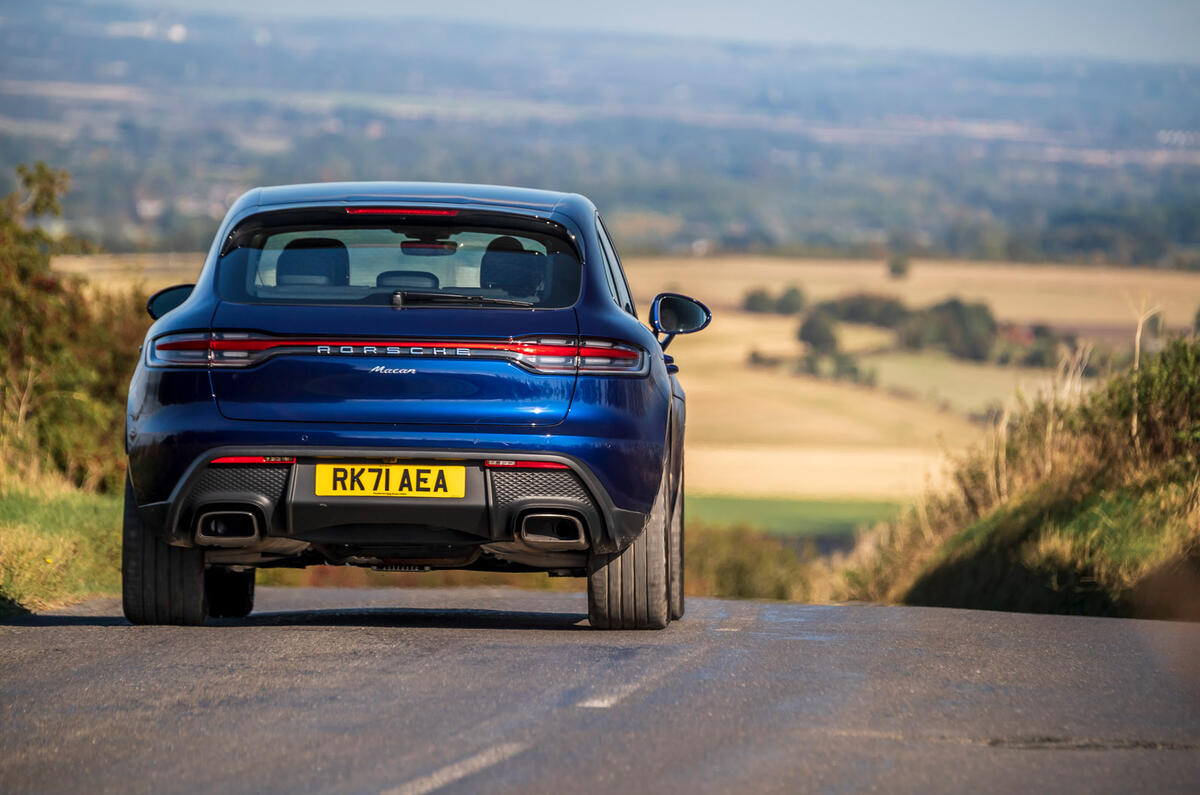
xmin=1 ymin=614 xmax=129 ymax=627
xmin=232 ymin=606 xmax=591 ymax=630
xmin=3 ymin=607 xmax=589 ymax=631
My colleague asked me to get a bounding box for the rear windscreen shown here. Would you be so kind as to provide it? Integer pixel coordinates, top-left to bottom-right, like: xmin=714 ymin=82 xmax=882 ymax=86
xmin=216 ymin=216 xmax=582 ymax=308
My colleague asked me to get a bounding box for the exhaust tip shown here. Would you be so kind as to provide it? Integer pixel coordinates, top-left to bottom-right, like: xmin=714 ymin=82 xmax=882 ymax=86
xmin=195 ymin=511 xmax=259 ymax=547
xmin=518 ymin=513 xmax=587 ymax=551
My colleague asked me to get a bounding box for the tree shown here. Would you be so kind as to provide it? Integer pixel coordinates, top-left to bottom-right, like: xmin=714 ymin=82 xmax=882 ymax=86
xmin=888 ymin=253 xmax=910 ymax=280
xmin=814 ymin=293 xmax=910 ymax=328
xmin=775 ymin=285 xmax=806 ymax=315
xmin=900 ymin=298 xmax=997 ymax=361
xmin=798 ymin=311 xmax=838 ymax=355
xmin=1 ymin=162 xmax=73 ymax=285
xmin=742 ymin=287 xmax=774 ymax=313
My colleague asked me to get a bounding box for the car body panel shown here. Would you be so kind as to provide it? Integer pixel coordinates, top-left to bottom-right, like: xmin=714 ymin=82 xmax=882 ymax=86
xmin=206 ymin=303 xmax=582 ymax=426
xmin=126 ymin=182 xmax=687 ymax=566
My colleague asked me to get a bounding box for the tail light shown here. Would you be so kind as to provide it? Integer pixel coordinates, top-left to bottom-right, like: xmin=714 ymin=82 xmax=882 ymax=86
xmin=147 ymin=332 xmax=209 ymax=366
xmin=575 ymin=339 xmax=645 ymax=374
xmin=148 ymin=333 xmax=646 ymax=375
xmin=507 ymin=338 xmax=645 ymax=375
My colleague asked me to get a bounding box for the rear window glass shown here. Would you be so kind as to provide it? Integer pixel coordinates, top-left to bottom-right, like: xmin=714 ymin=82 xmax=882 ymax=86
xmin=217 ymin=219 xmax=581 ymax=308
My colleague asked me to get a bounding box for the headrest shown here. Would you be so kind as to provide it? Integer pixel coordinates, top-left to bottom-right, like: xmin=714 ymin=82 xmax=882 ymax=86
xmin=276 ymin=238 xmax=350 ymax=286
xmin=480 ymin=237 xmax=542 ymax=297
xmin=376 ymin=270 xmax=440 ymax=290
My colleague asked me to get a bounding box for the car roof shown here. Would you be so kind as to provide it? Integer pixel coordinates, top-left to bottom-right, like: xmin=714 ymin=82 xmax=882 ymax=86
xmin=253 ymin=182 xmax=592 ymax=217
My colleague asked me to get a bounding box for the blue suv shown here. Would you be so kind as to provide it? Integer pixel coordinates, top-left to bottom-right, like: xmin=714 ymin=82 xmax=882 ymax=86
xmin=124 ymin=183 xmax=710 ymax=629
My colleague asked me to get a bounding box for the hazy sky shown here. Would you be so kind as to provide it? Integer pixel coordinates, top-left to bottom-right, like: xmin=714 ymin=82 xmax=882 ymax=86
xmin=116 ymin=0 xmax=1200 ymax=64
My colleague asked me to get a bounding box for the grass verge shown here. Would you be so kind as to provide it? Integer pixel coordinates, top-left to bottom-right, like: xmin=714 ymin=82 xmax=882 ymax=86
xmin=820 ymin=337 xmax=1200 ymax=620
xmin=0 ymin=488 xmax=122 ymax=615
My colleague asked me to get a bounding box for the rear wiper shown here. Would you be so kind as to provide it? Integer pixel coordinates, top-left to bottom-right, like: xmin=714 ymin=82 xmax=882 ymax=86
xmin=392 ymin=291 xmax=534 ymax=308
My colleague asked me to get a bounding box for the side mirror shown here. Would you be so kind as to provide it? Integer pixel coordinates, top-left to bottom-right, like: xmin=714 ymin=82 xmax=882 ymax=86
xmin=146 ymin=284 xmax=195 ymax=320
xmin=650 ymin=292 xmax=711 ymax=349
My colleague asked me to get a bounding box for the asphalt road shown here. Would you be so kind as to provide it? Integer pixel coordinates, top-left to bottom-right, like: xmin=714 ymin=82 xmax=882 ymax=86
xmin=2 ymin=587 xmax=1199 ymax=794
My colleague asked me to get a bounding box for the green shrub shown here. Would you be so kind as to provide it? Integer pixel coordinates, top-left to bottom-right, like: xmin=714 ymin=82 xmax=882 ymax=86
xmin=814 ymin=293 xmax=911 ymax=328
xmin=685 ymin=523 xmax=811 ymax=600
xmin=831 ymin=352 xmax=861 ymax=381
xmin=798 ymin=310 xmax=839 ymax=355
xmin=797 ymin=352 xmax=821 ymax=375
xmin=0 ymin=164 xmax=149 ymax=492
xmin=742 ymin=287 xmax=775 ymax=313
xmin=775 ymin=285 xmax=806 ymax=315
xmin=887 ymin=253 xmax=910 ymax=279
xmin=743 ymin=285 xmax=806 ymax=315
xmin=900 ymin=297 xmax=997 ymax=361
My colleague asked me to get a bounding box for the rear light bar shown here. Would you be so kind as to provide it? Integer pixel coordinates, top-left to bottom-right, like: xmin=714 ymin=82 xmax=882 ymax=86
xmin=149 ymin=333 xmax=646 ymax=375
xmin=483 ymin=459 xmax=570 ymax=469
xmin=210 ymin=456 xmax=295 ymax=465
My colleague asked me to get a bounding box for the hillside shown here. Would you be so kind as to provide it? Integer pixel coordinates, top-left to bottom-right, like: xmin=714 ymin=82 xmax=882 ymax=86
xmin=817 ymin=337 xmax=1200 ymax=620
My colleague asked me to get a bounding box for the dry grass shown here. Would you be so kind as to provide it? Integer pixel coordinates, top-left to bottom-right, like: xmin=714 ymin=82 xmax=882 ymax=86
xmin=686 ymin=445 xmax=950 ymax=500
xmin=57 ymin=251 xmax=1200 ymax=329
xmin=859 ymin=350 xmax=1064 ymax=415
xmin=662 ymin=314 xmax=985 ymax=453
xmin=664 ymin=308 xmax=978 ymax=498
xmin=52 ymin=252 xmax=203 ymax=294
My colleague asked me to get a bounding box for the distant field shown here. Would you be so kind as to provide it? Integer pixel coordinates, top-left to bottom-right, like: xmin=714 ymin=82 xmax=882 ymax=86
xmin=53 ymin=252 xmax=204 ymax=294
xmin=53 ymin=253 xmax=1200 ymax=501
xmin=686 ymin=495 xmax=899 ymax=538
xmin=57 ymin=253 xmax=1200 ymax=332
xmin=624 ymin=255 xmax=1200 ymax=499
xmin=859 ymin=351 xmax=1064 ymax=416
xmin=628 ymin=256 xmax=1200 ymax=329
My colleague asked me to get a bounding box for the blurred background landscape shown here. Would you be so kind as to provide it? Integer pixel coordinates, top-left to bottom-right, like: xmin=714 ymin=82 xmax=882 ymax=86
xmin=5 ymin=1 xmax=1200 ymax=262
xmin=3 ymin=0 xmax=1199 ymax=617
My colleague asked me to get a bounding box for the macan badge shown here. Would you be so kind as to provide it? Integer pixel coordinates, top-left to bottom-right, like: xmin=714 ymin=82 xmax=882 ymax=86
xmin=368 ymin=366 xmax=416 ymax=374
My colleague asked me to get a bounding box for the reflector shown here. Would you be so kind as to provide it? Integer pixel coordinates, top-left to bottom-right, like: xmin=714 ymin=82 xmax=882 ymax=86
xmin=483 ymin=460 xmax=570 ymax=469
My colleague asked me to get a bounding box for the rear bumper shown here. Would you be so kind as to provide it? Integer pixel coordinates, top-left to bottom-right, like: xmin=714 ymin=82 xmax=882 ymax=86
xmin=127 ymin=377 xmax=665 ymax=517
xmin=135 ymin=446 xmax=647 ymax=554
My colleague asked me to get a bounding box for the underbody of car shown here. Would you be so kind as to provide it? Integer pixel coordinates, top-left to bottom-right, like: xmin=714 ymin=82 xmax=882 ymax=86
xmin=123 ymin=182 xmax=709 ymax=629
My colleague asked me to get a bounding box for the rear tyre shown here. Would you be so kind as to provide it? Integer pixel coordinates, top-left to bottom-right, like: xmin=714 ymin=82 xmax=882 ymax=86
xmin=587 ymin=467 xmax=670 ymax=630
xmin=122 ymin=475 xmax=208 ymax=626
xmin=206 ymin=568 xmax=256 ymax=619
xmin=668 ymin=468 xmax=685 ymax=621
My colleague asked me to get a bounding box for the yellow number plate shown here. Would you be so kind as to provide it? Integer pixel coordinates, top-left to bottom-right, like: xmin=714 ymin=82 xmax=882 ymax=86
xmin=314 ymin=464 xmax=465 ymax=498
